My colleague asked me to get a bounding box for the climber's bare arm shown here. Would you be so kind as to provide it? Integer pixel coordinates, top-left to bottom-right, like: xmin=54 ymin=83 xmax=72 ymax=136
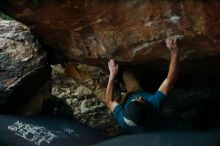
xmin=158 ymin=35 xmax=180 ymax=95
xmin=106 ymin=59 xmax=119 ymax=112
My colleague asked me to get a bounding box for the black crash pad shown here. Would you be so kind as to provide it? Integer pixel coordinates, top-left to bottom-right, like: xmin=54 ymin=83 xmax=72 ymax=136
xmin=0 ymin=115 xmax=109 ymax=146
xmin=93 ymin=131 xmax=220 ymax=146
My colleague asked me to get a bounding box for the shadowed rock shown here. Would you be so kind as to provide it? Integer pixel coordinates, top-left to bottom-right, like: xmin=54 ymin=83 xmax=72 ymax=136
xmin=0 ymin=20 xmax=51 ymax=115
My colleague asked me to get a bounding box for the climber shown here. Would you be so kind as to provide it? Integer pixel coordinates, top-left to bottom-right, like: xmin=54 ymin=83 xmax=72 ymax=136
xmin=105 ymin=35 xmax=180 ymax=133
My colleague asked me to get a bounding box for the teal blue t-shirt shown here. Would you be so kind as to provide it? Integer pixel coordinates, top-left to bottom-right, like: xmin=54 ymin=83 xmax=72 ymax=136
xmin=113 ymin=91 xmax=166 ymax=133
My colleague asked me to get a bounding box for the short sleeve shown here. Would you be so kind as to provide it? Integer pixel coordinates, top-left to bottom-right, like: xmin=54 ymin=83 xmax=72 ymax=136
xmin=113 ymin=105 xmax=126 ymax=128
xmin=149 ymin=90 xmax=166 ymax=111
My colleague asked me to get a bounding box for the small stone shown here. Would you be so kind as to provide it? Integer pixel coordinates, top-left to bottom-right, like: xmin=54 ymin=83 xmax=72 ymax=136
xmin=73 ymin=86 xmax=92 ymax=96
xmin=57 ymin=92 xmax=65 ymax=98
xmin=80 ymin=100 xmax=90 ymax=114
xmin=72 ymin=98 xmax=78 ymax=102
xmin=66 ymin=98 xmax=72 ymax=105
xmin=65 ymin=88 xmax=71 ymax=95
xmin=86 ymin=99 xmax=93 ymax=107
xmin=73 ymin=109 xmax=80 ymax=115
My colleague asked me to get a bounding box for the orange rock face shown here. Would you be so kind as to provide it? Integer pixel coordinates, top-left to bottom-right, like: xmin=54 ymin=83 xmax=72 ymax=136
xmin=1 ymin=0 xmax=220 ymax=67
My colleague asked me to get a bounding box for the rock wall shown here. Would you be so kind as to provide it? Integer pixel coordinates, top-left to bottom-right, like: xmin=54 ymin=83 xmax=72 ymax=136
xmin=0 ymin=20 xmax=51 ymax=115
xmin=0 ymin=0 xmax=220 ymax=68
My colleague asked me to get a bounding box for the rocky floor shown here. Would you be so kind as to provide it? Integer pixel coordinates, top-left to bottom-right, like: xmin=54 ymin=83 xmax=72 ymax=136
xmin=50 ymin=65 xmax=121 ymax=135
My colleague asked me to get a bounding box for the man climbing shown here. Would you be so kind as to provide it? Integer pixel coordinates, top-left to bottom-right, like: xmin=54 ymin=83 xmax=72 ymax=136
xmin=105 ymin=35 xmax=180 ymax=133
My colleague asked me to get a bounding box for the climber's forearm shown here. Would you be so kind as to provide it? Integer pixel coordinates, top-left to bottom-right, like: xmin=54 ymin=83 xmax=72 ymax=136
xmin=166 ymin=53 xmax=179 ymax=85
xmin=159 ymin=52 xmax=179 ymax=95
xmin=105 ymin=76 xmax=115 ymax=110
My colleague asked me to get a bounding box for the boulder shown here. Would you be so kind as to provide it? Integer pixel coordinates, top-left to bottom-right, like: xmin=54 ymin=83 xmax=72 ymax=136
xmin=0 ymin=0 xmax=219 ymax=70
xmin=0 ymin=20 xmax=51 ymax=115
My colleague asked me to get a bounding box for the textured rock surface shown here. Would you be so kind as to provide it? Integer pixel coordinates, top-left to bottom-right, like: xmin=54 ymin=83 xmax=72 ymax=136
xmin=0 ymin=20 xmax=51 ymax=115
xmin=0 ymin=0 xmax=220 ymax=68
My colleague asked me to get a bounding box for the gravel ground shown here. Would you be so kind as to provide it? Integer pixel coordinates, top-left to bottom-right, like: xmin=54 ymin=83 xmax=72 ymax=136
xmin=50 ymin=65 xmax=122 ymax=135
